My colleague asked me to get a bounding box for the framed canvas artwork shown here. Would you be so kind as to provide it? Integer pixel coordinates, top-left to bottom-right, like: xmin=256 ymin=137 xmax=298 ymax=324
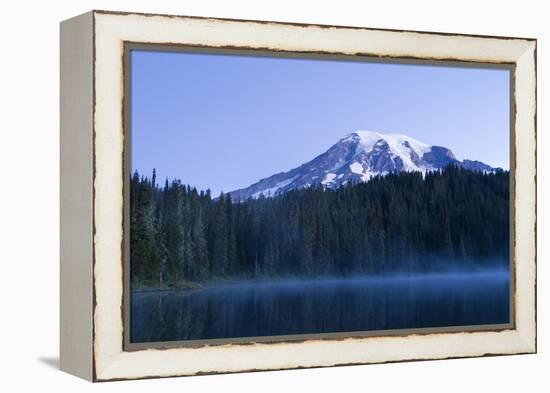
xmin=60 ymin=10 xmax=537 ymax=381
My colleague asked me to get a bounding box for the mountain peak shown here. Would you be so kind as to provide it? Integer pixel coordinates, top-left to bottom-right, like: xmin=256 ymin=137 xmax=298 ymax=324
xmin=344 ymin=130 xmax=431 ymax=155
xmin=227 ymin=130 xmax=497 ymax=201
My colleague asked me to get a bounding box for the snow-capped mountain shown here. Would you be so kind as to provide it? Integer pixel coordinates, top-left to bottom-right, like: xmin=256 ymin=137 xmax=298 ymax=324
xmin=227 ymin=131 xmax=499 ymax=201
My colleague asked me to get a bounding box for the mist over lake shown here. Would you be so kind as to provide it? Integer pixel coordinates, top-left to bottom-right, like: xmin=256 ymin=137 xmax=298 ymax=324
xmin=130 ymin=268 xmax=509 ymax=343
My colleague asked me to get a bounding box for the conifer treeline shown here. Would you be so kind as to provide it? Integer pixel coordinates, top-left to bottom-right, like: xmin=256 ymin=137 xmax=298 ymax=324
xmin=130 ymin=166 xmax=509 ymax=286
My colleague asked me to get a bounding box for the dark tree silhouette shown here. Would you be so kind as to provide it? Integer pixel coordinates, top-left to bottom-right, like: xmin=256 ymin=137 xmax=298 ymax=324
xmin=130 ymin=166 xmax=509 ymax=286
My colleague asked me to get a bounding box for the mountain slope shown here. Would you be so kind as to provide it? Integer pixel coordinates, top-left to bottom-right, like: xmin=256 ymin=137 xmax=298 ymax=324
xmin=228 ymin=131 xmax=499 ymax=201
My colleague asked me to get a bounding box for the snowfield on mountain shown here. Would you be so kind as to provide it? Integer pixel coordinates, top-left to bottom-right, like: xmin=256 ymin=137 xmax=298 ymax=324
xmin=228 ymin=131 xmax=499 ymax=201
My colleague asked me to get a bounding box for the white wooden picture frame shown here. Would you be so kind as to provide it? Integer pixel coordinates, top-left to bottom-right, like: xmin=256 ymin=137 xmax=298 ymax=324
xmin=60 ymin=10 xmax=536 ymax=381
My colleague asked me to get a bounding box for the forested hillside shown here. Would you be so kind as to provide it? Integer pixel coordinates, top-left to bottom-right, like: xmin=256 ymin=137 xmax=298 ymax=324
xmin=130 ymin=166 xmax=509 ymax=287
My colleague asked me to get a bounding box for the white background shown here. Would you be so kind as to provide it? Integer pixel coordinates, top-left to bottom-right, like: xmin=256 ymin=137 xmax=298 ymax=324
xmin=0 ymin=0 xmax=546 ymax=391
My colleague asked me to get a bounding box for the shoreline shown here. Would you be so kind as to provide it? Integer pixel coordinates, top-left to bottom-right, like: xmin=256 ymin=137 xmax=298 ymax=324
xmin=130 ymin=268 xmax=509 ymax=293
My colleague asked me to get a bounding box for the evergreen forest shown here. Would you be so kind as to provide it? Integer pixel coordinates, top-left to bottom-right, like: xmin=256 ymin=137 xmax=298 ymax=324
xmin=130 ymin=166 xmax=509 ymax=287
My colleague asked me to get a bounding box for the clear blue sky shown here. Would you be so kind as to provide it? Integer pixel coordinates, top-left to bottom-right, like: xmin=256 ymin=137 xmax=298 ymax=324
xmin=131 ymin=49 xmax=510 ymax=197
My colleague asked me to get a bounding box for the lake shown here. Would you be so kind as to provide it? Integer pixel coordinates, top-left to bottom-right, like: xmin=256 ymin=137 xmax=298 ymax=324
xmin=130 ymin=270 xmax=510 ymax=343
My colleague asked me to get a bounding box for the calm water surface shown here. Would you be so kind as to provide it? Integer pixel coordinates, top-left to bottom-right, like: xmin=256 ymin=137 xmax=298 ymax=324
xmin=130 ymin=270 xmax=509 ymax=343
